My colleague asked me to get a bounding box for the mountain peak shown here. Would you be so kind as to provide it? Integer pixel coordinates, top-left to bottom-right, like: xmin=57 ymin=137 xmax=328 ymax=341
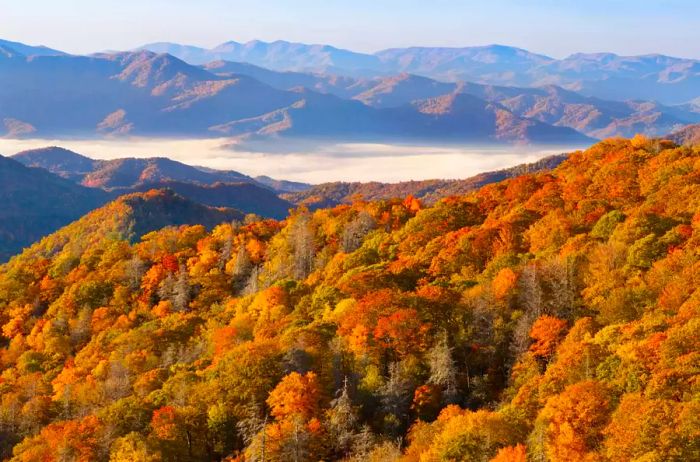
xmin=0 ymin=38 xmax=66 ymax=57
xmin=12 ymin=146 xmax=96 ymax=179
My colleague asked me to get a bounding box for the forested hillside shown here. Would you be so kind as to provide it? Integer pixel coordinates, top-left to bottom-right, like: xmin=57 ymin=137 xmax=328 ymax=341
xmin=0 ymin=137 xmax=699 ymax=461
xmin=283 ymin=154 xmax=567 ymax=208
xmin=0 ymin=155 xmax=108 ymax=261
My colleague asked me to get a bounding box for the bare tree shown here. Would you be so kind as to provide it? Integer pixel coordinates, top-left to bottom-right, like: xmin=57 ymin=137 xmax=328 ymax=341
xmin=342 ymin=211 xmax=376 ymax=253
xmin=290 ymin=212 xmax=316 ymax=280
xmin=232 ymin=245 xmax=253 ymax=293
xmin=172 ymin=264 xmax=191 ymax=312
xmin=427 ymin=333 xmax=458 ymax=404
xmin=125 ymin=253 xmax=146 ymax=290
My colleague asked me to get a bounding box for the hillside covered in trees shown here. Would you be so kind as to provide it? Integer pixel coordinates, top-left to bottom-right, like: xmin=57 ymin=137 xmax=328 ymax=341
xmin=0 ymin=137 xmax=699 ymax=461
xmin=282 ymin=154 xmax=568 ymax=209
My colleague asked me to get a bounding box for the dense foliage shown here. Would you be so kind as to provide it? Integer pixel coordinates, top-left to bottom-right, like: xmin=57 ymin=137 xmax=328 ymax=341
xmin=1 ymin=137 xmax=699 ymax=461
xmin=281 ymin=154 xmax=567 ymax=209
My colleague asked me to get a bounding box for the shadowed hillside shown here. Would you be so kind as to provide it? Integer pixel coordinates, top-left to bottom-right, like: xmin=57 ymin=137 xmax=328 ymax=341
xmin=0 ymin=155 xmax=108 ymax=260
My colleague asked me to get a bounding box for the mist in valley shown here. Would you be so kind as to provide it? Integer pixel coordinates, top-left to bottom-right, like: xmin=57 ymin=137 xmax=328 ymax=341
xmin=0 ymin=137 xmax=585 ymax=183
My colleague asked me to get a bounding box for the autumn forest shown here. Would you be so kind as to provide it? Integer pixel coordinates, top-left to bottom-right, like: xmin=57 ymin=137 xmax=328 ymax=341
xmin=0 ymin=136 xmax=698 ymax=461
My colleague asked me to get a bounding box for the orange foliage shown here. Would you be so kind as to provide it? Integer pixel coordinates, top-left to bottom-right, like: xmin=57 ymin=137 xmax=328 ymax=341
xmin=151 ymin=406 xmax=179 ymax=440
xmin=267 ymin=372 xmax=322 ymax=421
xmin=493 ymin=267 xmax=518 ymax=300
xmin=490 ymin=444 xmax=528 ymax=462
xmin=212 ymin=325 xmax=239 ymax=356
xmin=529 ymin=315 xmax=568 ymax=359
xmin=373 ymin=308 xmax=430 ymax=357
xmin=539 ymin=381 xmax=611 ymax=462
xmin=403 ymin=195 xmax=422 ymax=213
xmin=1 ymin=138 xmax=699 ymax=460
xmin=12 ymin=415 xmax=102 ymax=462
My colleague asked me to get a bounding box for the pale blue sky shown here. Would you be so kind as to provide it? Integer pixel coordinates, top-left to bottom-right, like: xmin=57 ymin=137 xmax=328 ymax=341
xmin=2 ymin=0 xmax=698 ymax=58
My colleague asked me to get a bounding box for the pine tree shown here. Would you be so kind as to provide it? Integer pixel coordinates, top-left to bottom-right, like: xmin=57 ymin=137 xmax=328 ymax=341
xmin=379 ymin=362 xmax=414 ymax=437
xmin=350 ymin=425 xmax=376 ymax=459
xmin=327 ymin=378 xmax=359 ymax=457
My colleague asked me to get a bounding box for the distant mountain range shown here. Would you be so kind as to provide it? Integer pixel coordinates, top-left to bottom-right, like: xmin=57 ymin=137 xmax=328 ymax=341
xmin=13 ymin=147 xmax=309 ymax=193
xmin=0 ymin=45 xmax=589 ymax=144
xmin=2 ymin=37 xmax=699 ymax=144
xmin=14 ymin=147 xmax=254 ymax=188
xmin=140 ymin=40 xmax=700 ymax=105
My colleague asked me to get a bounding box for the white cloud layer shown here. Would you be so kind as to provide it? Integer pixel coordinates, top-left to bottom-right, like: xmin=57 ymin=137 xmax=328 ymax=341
xmin=0 ymin=138 xmax=583 ymax=183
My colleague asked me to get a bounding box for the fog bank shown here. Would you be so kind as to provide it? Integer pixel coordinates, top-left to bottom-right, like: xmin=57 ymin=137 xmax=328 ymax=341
xmin=0 ymin=137 xmax=586 ymax=183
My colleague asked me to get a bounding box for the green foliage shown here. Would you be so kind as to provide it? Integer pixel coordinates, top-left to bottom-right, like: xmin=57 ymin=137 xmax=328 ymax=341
xmin=591 ymin=210 xmax=625 ymax=240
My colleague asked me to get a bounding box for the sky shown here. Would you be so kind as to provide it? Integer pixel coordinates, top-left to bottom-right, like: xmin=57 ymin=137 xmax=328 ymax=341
xmin=1 ymin=0 xmax=699 ymax=59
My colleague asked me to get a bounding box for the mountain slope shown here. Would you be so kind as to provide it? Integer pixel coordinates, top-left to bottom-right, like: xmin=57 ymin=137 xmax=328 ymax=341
xmin=375 ymin=47 xmax=700 ymax=104
xmin=0 ymin=155 xmax=108 ymax=261
xmin=199 ymin=63 xmax=700 ymax=139
xmin=11 ymin=146 xmax=97 ymax=181
xmin=6 ymin=37 xmax=697 ymax=142
xmin=411 ymin=92 xmax=587 ymax=143
xmin=11 ymin=148 xmax=255 ymax=188
xmin=347 ymin=75 xmax=700 ymax=137
xmin=123 ymin=181 xmax=293 ymax=220
xmin=0 ymin=48 xmax=590 ymax=144
xmin=213 ymin=89 xmax=591 ymax=144
xmin=669 ymin=123 xmax=700 ymax=145
xmin=549 ymin=52 xmax=700 ymax=105
xmin=0 ymin=137 xmax=698 ymax=460
xmin=253 ymin=175 xmax=312 ymax=193
xmin=0 ymin=189 xmax=242 ymax=267
xmin=0 ymin=38 xmax=66 ymax=57
xmin=10 ymin=147 xmax=300 ymax=219
xmin=112 ymin=189 xmax=243 ymax=238
xmin=0 ymin=50 xmax=299 ymax=137
xmin=282 ymin=153 xmax=568 ymax=208
xmin=375 ymin=44 xmax=554 ymax=84
xmin=352 ymin=73 xmax=455 ymax=108
xmin=81 ymin=157 xmax=254 ymax=189
xmin=203 ymin=59 xmax=365 ymax=96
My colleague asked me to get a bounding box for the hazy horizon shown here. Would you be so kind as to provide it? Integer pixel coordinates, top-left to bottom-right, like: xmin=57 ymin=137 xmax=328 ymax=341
xmin=3 ymin=0 xmax=700 ymax=59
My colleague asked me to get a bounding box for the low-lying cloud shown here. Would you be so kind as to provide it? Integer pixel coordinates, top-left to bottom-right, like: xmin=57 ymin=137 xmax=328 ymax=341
xmin=0 ymin=137 xmax=585 ymax=183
